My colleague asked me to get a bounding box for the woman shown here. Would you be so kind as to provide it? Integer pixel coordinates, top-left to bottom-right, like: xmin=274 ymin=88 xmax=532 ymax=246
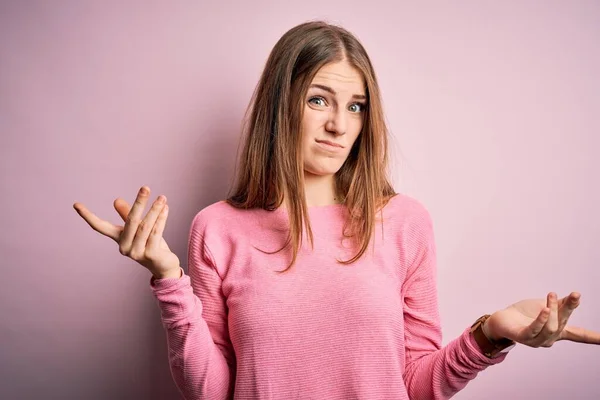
xmin=74 ymin=21 xmax=599 ymax=399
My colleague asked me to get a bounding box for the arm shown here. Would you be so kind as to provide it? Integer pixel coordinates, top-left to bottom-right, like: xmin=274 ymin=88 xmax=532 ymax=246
xmin=401 ymin=209 xmax=507 ymax=400
xmin=151 ymin=213 xmax=235 ymax=400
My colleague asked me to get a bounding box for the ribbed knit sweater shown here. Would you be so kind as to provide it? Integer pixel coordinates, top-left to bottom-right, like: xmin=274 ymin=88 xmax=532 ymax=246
xmin=150 ymin=193 xmax=507 ymax=399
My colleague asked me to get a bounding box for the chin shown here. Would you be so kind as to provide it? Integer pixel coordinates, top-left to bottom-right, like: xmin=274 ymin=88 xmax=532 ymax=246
xmin=304 ymin=157 xmax=347 ymax=177
xmin=304 ymin=165 xmax=343 ymax=177
xmin=305 ymin=171 xmax=337 ymax=178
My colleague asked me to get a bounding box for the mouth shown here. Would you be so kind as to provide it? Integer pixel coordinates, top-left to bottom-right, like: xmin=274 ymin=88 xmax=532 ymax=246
xmin=315 ymin=139 xmax=344 ymax=149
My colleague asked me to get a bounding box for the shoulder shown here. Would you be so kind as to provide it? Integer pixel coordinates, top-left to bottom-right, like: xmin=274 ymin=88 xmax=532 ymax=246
xmin=188 ymin=200 xmax=268 ymax=249
xmin=382 ymin=193 xmax=434 ymax=231
xmin=381 ymin=193 xmax=436 ymax=257
xmin=190 ymin=200 xmax=254 ymax=233
xmin=383 ymin=194 xmax=437 ymax=275
xmin=187 ymin=200 xmax=256 ymax=273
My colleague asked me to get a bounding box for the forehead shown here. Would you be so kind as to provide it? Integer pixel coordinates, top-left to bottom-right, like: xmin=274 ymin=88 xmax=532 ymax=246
xmin=310 ymin=61 xmax=365 ymax=94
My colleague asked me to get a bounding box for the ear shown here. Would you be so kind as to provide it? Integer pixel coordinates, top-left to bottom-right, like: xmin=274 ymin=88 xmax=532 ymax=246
xmin=113 ymin=198 xmax=131 ymax=222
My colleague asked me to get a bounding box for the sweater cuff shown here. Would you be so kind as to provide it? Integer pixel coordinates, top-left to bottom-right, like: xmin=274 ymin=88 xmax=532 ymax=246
xmin=149 ymin=267 xmax=184 ymax=286
xmin=462 ymin=327 xmax=509 ymax=366
xmin=149 ymin=268 xmax=198 ymax=326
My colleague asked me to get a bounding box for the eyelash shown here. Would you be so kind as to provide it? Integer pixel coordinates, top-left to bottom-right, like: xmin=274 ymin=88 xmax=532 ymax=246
xmin=308 ymin=96 xmax=366 ymax=113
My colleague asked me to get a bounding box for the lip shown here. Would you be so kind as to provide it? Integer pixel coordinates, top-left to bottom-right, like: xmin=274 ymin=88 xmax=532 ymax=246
xmin=315 ymin=139 xmax=344 ymax=151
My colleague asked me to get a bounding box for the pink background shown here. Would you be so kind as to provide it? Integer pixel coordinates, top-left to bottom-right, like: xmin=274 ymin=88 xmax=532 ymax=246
xmin=2 ymin=1 xmax=598 ymax=398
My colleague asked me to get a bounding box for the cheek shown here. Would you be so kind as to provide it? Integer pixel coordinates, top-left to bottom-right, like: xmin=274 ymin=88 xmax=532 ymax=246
xmin=302 ymin=109 xmax=326 ymax=133
xmin=352 ymin=115 xmax=364 ymax=134
xmin=346 ymin=121 xmax=363 ymax=148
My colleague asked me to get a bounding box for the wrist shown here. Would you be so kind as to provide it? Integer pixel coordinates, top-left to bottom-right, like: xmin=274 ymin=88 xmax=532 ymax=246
xmin=482 ymin=317 xmax=502 ymax=342
xmin=153 ymin=267 xmax=182 ymax=280
xmin=471 ymin=314 xmax=516 ymax=358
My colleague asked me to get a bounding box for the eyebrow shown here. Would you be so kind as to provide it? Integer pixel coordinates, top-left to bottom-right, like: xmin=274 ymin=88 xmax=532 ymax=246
xmin=309 ymin=84 xmax=367 ymax=101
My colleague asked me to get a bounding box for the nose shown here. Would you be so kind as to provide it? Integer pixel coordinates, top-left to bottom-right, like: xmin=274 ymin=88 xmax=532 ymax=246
xmin=325 ymin=108 xmax=347 ymax=136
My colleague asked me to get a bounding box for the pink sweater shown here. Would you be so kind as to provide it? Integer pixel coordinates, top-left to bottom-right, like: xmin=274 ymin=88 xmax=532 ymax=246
xmin=150 ymin=194 xmax=507 ymax=399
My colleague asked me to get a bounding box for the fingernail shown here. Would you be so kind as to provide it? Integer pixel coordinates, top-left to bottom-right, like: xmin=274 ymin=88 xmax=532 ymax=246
xmin=140 ymin=186 xmax=149 ymax=195
xmin=157 ymin=195 xmax=165 ymax=203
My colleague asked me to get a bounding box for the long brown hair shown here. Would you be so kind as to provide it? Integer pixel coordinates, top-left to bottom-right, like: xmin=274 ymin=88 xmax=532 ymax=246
xmin=227 ymin=20 xmax=395 ymax=273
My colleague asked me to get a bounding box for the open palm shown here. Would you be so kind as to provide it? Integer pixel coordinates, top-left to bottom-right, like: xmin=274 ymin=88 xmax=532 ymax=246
xmin=484 ymin=292 xmax=600 ymax=348
xmin=73 ymin=186 xmax=181 ymax=279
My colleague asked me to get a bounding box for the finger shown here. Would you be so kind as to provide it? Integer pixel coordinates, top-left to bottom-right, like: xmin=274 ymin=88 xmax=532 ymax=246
xmin=130 ymin=195 xmax=167 ymax=256
xmin=541 ymin=292 xmax=559 ymax=337
xmin=528 ymin=306 xmax=551 ymax=338
xmin=147 ymin=204 xmax=169 ymax=250
xmin=558 ymin=292 xmax=581 ymax=328
xmin=118 ymin=197 xmax=170 ymax=251
xmin=558 ymin=292 xmax=581 ymax=309
xmin=113 ymin=198 xmax=131 ymax=222
xmin=561 ymin=326 xmax=600 ymax=345
xmin=119 ymin=186 xmax=151 ymax=253
xmin=73 ymin=202 xmax=122 ymax=242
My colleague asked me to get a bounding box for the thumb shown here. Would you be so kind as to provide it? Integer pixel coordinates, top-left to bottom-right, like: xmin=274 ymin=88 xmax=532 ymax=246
xmin=113 ymin=198 xmax=131 ymax=222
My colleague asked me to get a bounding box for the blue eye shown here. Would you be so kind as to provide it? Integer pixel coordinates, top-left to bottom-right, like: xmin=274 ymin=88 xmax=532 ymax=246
xmin=308 ymin=96 xmax=326 ymax=106
xmin=308 ymin=96 xmax=366 ymax=113
xmin=349 ymin=103 xmax=365 ymax=113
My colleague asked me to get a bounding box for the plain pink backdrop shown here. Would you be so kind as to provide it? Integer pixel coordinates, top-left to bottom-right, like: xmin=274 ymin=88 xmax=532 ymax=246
xmin=1 ymin=1 xmax=598 ymax=399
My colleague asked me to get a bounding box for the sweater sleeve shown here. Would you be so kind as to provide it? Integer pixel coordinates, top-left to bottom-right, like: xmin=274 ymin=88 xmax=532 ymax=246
xmin=150 ymin=212 xmax=235 ymax=400
xmin=401 ymin=208 xmax=508 ymax=400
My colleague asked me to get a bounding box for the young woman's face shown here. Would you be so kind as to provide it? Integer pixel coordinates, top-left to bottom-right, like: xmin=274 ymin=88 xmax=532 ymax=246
xmin=300 ymin=60 xmax=367 ymax=178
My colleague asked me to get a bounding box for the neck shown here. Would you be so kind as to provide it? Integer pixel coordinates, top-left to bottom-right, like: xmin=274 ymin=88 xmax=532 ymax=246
xmin=303 ymin=172 xmax=341 ymax=207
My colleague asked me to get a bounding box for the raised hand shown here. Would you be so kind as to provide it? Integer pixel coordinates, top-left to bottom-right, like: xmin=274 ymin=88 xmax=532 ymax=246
xmin=73 ymin=186 xmax=181 ymax=279
xmin=483 ymin=292 xmax=600 ymax=347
